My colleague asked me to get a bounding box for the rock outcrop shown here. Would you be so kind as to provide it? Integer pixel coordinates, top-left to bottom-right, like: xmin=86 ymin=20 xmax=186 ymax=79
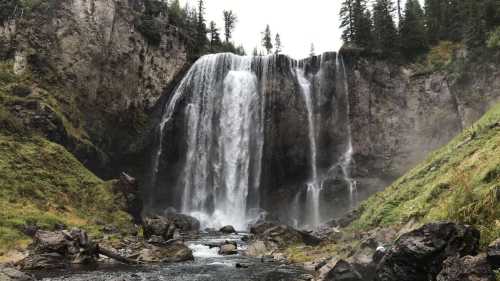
xmin=375 ymin=222 xmax=480 ymax=281
xmin=437 ymin=254 xmax=496 ymax=281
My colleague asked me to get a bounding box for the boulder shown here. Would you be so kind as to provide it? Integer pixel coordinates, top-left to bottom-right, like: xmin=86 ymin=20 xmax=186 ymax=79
xmin=143 ymin=213 xmax=199 ymax=240
xmin=324 ymin=260 xmax=363 ymax=281
xmin=487 ymin=238 xmax=500 ymax=269
xmin=376 ymin=222 xmax=480 ymax=281
xmin=0 ymin=266 xmax=34 ymax=281
xmin=246 ymin=240 xmax=270 ymax=257
xmin=219 ymin=225 xmax=237 ymax=234
xmin=437 ymin=254 xmax=496 ymax=281
xmin=219 ymin=241 xmax=238 ymax=255
xmin=250 ymin=222 xmax=321 ymax=247
xmin=137 ymin=242 xmax=194 ymax=263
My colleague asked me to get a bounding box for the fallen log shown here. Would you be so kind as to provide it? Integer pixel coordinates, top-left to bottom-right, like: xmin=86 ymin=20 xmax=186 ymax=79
xmin=97 ymin=246 xmax=139 ymax=265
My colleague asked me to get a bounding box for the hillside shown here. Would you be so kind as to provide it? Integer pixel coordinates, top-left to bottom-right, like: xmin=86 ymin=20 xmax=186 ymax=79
xmin=286 ymin=102 xmax=500 ymax=264
xmin=0 ymin=66 xmax=134 ymax=262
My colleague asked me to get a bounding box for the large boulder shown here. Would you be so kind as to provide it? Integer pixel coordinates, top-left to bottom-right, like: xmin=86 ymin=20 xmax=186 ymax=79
xmin=437 ymin=254 xmax=496 ymax=281
xmin=143 ymin=213 xmax=200 ymax=240
xmin=137 ymin=242 xmax=194 ymax=263
xmin=376 ymin=222 xmax=480 ymax=281
xmin=219 ymin=225 xmax=236 ymax=234
xmin=250 ymin=222 xmax=322 ymax=247
xmin=219 ymin=241 xmax=238 ymax=255
xmin=487 ymin=238 xmax=500 ymax=269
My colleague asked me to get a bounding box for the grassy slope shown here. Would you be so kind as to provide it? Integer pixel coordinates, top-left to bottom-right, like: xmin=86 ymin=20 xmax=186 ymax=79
xmin=0 ymin=62 xmax=134 ymax=261
xmin=287 ymin=103 xmax=500 ymax=263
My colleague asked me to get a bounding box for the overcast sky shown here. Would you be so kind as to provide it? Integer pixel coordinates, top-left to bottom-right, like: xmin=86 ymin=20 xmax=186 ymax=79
xmin=180 ymin=0 xmax=425 ymax=59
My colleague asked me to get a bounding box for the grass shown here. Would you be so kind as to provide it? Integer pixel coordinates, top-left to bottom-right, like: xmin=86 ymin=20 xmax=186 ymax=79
xmin=351 ymin=103 xmax=500 ymax=247
xmin=0 ymin=134 xmax=135 ymax=255
xmin=285 ymin=103 xmax=500 ymax=263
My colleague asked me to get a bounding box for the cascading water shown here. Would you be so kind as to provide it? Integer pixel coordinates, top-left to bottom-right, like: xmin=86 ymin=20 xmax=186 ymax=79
xmin=151 ymin=51 xmax=358 ymax=230
xmin=152 ymin=54 xmax=266 ymax=230
xmin=337 ymin=55 xmax=357 ymax=209
xmin=296 ymin=67 xmax=321 ymax=227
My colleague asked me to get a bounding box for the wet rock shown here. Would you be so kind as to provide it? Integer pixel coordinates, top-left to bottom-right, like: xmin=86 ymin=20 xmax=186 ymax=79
xmin=137 ymin=242 xmax=194 ymax=263
xmin=376 ymin=222 xmax=480 ymax=281
xmin=487 ymin=238 xmax=500 ymax=269
xmin=219 ymin=225 xmax=237 ymax=234
xmin=0 ymin=266 xmax=34 ymax=281
xmin=324 ymin=260 xmax=363 ymax=281
xmin=143 ymin=212 xmax=199 ymax=240
xmin=219 ymin=241 xmax=238 ymax=256
xmin=246 ymin=240 xmax=270 ymax=256
xmin=437 ymin=254 xmax=496 ymax=281
xmin=235 ymin=263 xmax=249 ymax=268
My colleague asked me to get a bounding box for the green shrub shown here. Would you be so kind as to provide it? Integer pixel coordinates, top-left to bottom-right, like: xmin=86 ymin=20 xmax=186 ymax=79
xmin=426 ymin=41 xmax=462 ymax=70
xmin=136 ymin=15 xmax=163 ymax=46
xmin=487 ymin=26 xmax=500 ymax=49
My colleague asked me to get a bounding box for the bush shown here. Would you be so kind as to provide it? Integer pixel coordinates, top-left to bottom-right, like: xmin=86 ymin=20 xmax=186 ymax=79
xmin=426 ymin=41 xmax=462 ymax=70
xmin=487 ymin=26 xmax=500 ymax=49
xmin=136 ymin=15 xmax=163 ymax=46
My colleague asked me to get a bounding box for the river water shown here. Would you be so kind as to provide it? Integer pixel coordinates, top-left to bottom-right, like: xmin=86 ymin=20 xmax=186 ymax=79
xmin=35 ymin=234 xmax=312 ymax=281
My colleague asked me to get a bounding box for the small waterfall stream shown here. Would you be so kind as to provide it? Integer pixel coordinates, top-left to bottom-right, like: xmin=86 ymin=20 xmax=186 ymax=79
xmin=296 ymin=67 xmax=321 ymax=227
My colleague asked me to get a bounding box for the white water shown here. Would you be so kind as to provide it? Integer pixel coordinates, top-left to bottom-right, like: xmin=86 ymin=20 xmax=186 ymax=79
xmin=338 ymin=55 xmax=357 ymax=208
xmin=153 ymin=54 xmax=266 ymax=230
xmin=296 ymin=67 xmax=321 ymax=227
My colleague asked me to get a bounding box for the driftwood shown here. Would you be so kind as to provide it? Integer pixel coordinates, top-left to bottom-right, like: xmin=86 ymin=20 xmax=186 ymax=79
xmin=97 ymin=246 xmax=139 ymax=265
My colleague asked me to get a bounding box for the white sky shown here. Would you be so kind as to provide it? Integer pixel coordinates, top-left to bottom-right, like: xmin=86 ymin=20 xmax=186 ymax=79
xmin=180 ymin=0 xmax=425 ymax=59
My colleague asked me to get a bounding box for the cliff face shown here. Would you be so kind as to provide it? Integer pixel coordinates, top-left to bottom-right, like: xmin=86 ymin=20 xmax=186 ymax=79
xmin=0 ymin=0 xmax=188 ymax=176
xmin=344 ymin=52 xmax=500 ymax=204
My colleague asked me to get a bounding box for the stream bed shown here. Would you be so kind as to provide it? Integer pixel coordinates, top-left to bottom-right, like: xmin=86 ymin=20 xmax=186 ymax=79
xmin=34 ymin=233 xmax=312 ymax=281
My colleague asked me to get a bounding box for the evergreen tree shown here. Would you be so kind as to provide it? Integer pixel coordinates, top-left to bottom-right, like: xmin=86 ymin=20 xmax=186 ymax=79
xmin=340 ymin=0 xmax=373 ymax=48
xmin=340 ymin=0 xmax=355 ymax=43
xmin=463 ymin=0 xmax=487 ymax=49
xmin=310 ymin=43 xmax=316 ymax=57
xmin=195 ymin=0 xmax=208 ymax=54
xmin=262 ymin=25 xmax=273 ymax=54
xmin=373 ymin=0 xmax=399 ymax=55
xmin=223 ymin=10 xmax=237 ymax=42
xmin=399 ymin=0 xmax=428 ymax=59
xmin=274 ymin=33 xmax=282 ymax=54
xmin=253 ymin=47 xmax=259 ymax=56
xmin=209 ymin=21 xmax=221 ymax=50
xmin=168 ymin=0 xmax=183 ymax=27
xmin=424 ymin=0 xmax=441 ymax=45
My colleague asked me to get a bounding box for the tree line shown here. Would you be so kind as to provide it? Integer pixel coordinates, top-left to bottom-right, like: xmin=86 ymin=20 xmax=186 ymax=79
xmin=340 ymin=0 xmax=500 ymax=60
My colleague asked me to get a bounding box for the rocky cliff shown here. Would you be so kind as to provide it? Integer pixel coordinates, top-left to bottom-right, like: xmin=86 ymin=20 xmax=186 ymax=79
xmin=343 ymin=49 xmax=500 ymax=208
xmin=0 ymin=0 xmax=188 ymax=176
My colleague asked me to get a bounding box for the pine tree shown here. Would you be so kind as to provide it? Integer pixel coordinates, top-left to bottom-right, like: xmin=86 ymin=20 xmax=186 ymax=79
xmin=274 ymin=33 xmax=282 ymax=54
xmin=373 ymin=0 xmax=399 ymax=55
xmin=340 ymin=0 xmax=355 ymax=43
xmin=253 ymin=47 xmax=259 ymax=56
xmin=208 ymin=21 xmax=221 ymax=50
xmin=223 ymin=10 xmax=237 ymax=43
xmin=195 ymin=0 xmax=208 ymax=54
xmin=424 ymin=0 xmax=441 ymax=45
xmin=340 ymin=0 xmax=373 ymax=48
xmin=262 ymin=25 xmax=273 ymax=54
xmin=310 ymin=43 xmax=316 ymax=57
xmin=463 ymin=0 xmax=487 ymax=49
xmin=399 ymin=0 xmax=428 ymax=59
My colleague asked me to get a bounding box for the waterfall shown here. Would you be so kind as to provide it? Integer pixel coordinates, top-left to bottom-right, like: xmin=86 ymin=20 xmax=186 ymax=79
xmin=296 ymin=67 xmax=321 ymax=227
xmin=337 ymin=55 xmax=357 ymax=208
xmin=151 ymin=51 xmax=358 ymax=230
xmin=152 ymin=54 xmax=266 ymax=230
